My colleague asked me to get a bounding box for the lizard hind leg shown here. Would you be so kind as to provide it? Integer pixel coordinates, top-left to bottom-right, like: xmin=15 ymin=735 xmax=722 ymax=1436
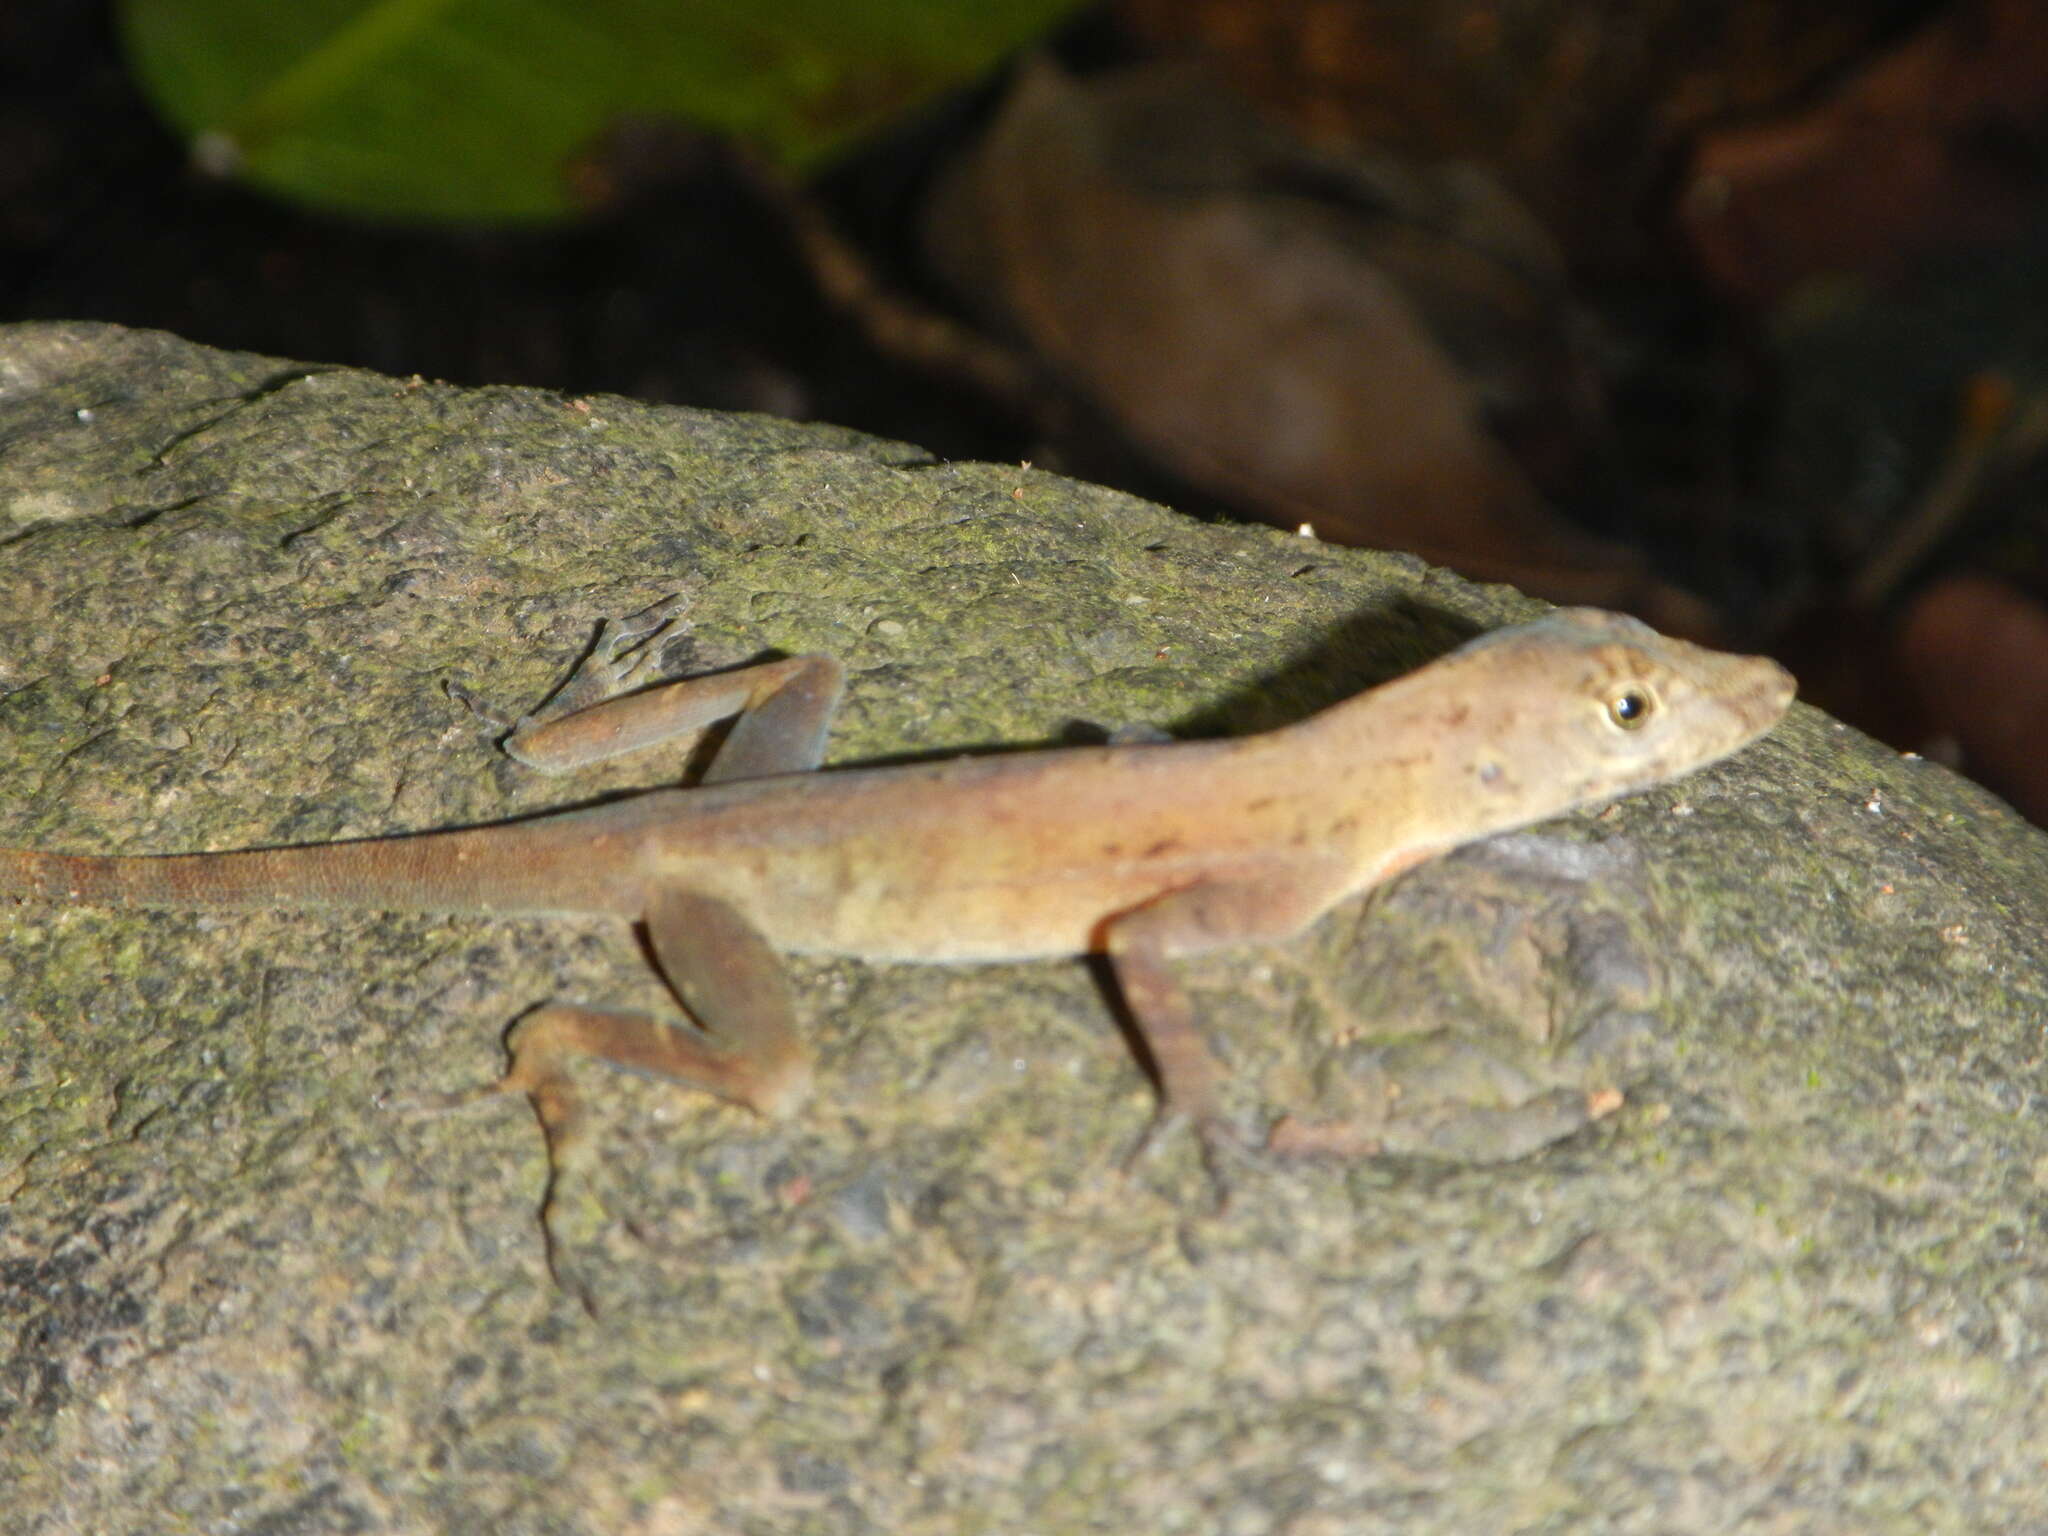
xmin=493 ymin=595 xmax=845 ymax=781
xmin=391 ymin=890 xmax=813 ymax=1307
xmin=444 ymin=589 xmax=846 ymax=783
xmin=389 ymin=1000 xmax=768 ymax=1311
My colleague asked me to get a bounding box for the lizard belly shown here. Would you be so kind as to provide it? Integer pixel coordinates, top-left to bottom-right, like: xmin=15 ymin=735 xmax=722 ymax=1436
xmin=705 ymin=851 xmax=1174 ymax=963
xmin=651 ymin=732 xmax=1351 ymax=964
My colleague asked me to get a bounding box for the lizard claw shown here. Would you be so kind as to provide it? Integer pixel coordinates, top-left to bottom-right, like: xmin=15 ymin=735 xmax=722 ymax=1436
xmin=444 ymin=677 xmax=513 ymax=734
xmin=588 ymin=592 xmax=694 ymax=688
xmin=1121 ymin=1105 xmax=1260 ymax=1213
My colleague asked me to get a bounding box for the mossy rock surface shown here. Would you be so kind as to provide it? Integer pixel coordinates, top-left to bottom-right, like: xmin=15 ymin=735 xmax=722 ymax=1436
xmin=2 ymin=322 xmax=2044 ymax=1534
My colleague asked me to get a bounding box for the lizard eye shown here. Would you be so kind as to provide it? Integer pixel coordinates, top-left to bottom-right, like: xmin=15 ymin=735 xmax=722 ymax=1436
xmin=1606 ymin=686 xmax=1656 ymax=730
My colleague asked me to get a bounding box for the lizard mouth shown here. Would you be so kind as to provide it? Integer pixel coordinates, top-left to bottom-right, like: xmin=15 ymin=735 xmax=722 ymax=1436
xmin=1725 ymin=654 xmax=1799 ymax=739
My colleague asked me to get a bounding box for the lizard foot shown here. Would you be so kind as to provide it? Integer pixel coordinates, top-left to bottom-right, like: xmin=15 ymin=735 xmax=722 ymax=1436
xmin=446 ymin=592 xmax=694 ymax=746
xmin=377 ymin=1021 xmax=605 ymax=1317
xmin=577 ymin=592 xmax=695 ymax=691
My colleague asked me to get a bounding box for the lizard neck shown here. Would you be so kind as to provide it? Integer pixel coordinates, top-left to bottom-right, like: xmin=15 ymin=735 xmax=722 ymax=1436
xmin=1276 ymin=661 xmax=1588 ymax=875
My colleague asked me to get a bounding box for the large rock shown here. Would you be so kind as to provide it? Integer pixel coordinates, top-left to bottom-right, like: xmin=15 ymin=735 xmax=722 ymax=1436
xmin=2 ymin=322 xmax=2043 ymax=1533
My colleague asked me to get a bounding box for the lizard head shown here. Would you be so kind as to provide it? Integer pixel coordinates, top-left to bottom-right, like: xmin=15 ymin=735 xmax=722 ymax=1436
xmin=1424 ymin=607 xmax=1796 ymax=822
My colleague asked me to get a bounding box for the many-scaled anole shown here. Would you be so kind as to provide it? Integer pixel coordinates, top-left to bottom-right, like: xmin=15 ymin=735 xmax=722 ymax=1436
xmin=1 ymin=600 xmax=1792 ymax=1257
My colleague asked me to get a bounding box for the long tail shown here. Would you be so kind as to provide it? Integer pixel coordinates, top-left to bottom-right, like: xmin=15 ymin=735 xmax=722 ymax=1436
xmin=0 ymin=809 xmax=646 ymax=919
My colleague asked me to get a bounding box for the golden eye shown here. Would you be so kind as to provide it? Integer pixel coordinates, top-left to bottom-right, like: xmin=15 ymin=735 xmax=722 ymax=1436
xmin=1607 ymin=687 xmax=1655 ymax=730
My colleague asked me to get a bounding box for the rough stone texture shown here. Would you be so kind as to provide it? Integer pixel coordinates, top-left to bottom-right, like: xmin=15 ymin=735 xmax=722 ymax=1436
xmin=2 ymin=322 xmax=2045 ymax=1534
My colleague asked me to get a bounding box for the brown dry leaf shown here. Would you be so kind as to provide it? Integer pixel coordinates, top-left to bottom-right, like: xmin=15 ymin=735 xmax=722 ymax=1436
xmin=923 ymin=55 xmax=1712 ymax=632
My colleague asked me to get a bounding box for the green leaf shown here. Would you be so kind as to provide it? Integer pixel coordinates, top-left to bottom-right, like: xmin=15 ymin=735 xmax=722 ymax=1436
xmin=118 ymin=0 xmax=1078 ymax=221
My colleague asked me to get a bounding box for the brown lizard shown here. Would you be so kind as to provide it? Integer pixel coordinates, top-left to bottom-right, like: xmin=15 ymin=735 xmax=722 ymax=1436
xmin=0 ymin=601 xmax=1792 ymax=1263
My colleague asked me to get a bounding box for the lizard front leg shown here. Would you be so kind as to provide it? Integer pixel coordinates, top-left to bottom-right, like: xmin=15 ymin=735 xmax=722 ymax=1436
xmin=1103 ymin=860 xmax=1351 ymax=1200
